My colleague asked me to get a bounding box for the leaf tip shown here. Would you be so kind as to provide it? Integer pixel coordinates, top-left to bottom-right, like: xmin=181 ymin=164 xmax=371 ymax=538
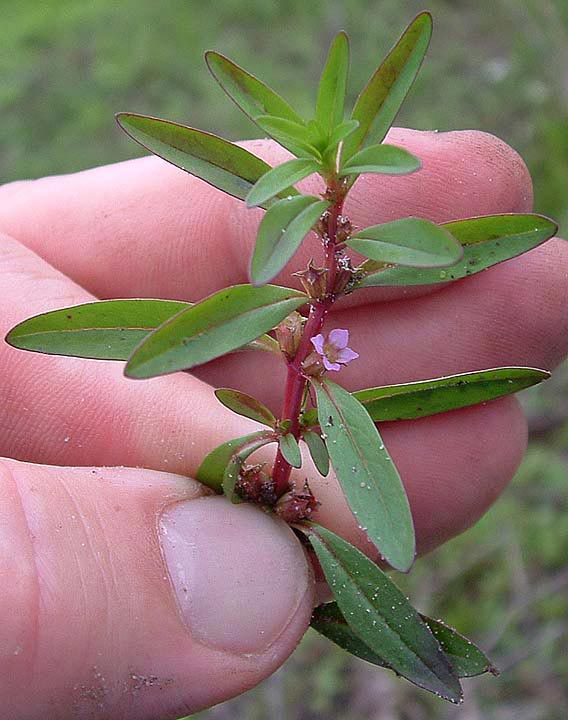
xmin=115 ymin=111 xmax=136 ymax=129
xmin=204 ymin=49 xmax=224 ymax=75
xmin=123 ymin=361 xmax=144 ymax=380
xmin=415 ymin=10 xmax=434 ymax=31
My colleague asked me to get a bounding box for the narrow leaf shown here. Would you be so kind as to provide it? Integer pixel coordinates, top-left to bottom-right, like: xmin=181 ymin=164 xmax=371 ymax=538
xmin=251 ymin=196 xmax=329 ymax=285
xmin=5 ymin=299 xmax=283 ymax=361
xmin=347 ymin=217 xmax=463 ymax=268
xmin=358 ymin=214 xmax=557 ymax=287
xmin=339 ymin=143 xmax=421 ymax=176
xmin=425 ymin=616 xmax=497 ymax=678
xmin=196 ymin=431 xmax=274 ymax=491
xmin=308 ymin=526 xmax=462 ymax=703
xmin=279 ymin=433 xmax=302 ymax=468
xmin=256 ymin=115 xmax=322 ymax=159
xmin=246 ymin=158 xmax=321 ymax=208
xmin=302 ymin=430 xmax=330 ymax=476
xmin=342 ymin=13 xmax=432 ymax=161
xmin=223 ymin=455 xmax=244 ymax=501
xmin=311 ymin=602 xmax=495 ymax=678
xmin=214 ymin=388 xmax=276 ymax=427
xmin=354 ymin=367 xmax=550 ymax=422
xmin=205 ymin=52 xmax=304 ymax=125
xmin=116 ymin=113 xmax=288 ymax=207
xmin=313 ymin=379 xmax=415 ymax=572
xmin=125 ymin=284 xmax=307 ymax=379
xmin=316 ymin=32 xmax=349 ymax=135
xmin=326 ymin=119 xmax=360 ymax=150
xmin=5 ymin=299 xmax=188 ymax=360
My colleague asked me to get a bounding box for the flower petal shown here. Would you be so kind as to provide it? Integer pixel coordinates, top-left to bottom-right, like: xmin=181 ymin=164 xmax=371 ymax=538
xmin=336 ymin=348 xmax=359 ymax=364
xmin=328 ymin=328 xmax=349 ymax=349
xmin=323 ymin=357 xmax=342 ymax=371
xmin=311 ymin=334 xmax=325 ymax=355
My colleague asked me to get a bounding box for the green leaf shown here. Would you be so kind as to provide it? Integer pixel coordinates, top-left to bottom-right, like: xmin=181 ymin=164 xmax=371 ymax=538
xmin=316 ymin=32 xmax=349 ymax=136
xmin=300 ymin=408 xmax=319 ymax=429
xmin=205 ymin=51 xmax=304 ymax=127
xmin=307 ymin=526 xmax=462 ymax=702
xmin=116 ymin=113 xmax=286 ymax=208
xmin=5 ymin=299 xmax=284 ymax=361
xmin=354 ymin=367 xmax=550 ymax=422
xmin=5 ymin=299 xmax=188 ymax=360
xmin=246 ymin=157 xmax=321 ymax=208
xmin=302 ymin=430 xmax=330 ymax=476
xmin=311 ymin=602 xmax=495 ymax=679
xmin=313 ymin=379 xmax=414 ymax=572
xmin=425 ymin=616 xmax=497 ymax=678
xmin=223 ymin=455 xmax=244 ymax=502
xmin=256 ymin=115 xmax=322 ymax=159
xmin=125 ymin=284 xmax=307 ymax=379
xmin=251 ymin=196 xmax=329 ymax=285
xmin=196 ymin=430 xmax=274 ymax=492
xmin=339 ymin=143 xmax=421 ymax=176
xmin=347 ymin=217 xmax=463 ymax=268
xmin=214 ymin=388 xmax=276 ymax=427
xmin=326 ymin=119 xmax=360 ymax=150
xmin=342 ymin=12 xmax=432 ymax=162
xmin=358 ymin=213 xmax=557 ymax=287
xmin=279 ymin=433 xmax=302 ymax=468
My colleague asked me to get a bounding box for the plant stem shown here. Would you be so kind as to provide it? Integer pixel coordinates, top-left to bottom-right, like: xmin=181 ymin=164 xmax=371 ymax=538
xmin=272 ymin=193 xmax=345 ymax=497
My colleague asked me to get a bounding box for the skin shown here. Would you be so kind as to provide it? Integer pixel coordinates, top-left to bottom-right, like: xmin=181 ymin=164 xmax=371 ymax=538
xmin=0 ymin=128 xmax=567 ymax=719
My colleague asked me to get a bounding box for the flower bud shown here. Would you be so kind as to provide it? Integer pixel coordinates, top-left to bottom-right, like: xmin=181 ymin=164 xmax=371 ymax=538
xmin=275 ymin=311 xmax=305 ymax=359
xmin=300 ymin=350 xmax=325 ymax=378
xmin=293 ymin=260 xmax=328 ymax=299
xmin=235 ymin=464 xmax=277 ymax=505
xmin=333 ymin=254 xmax=357 ymax=295
xmin=275 ymin=481 xmax=319 ymax=523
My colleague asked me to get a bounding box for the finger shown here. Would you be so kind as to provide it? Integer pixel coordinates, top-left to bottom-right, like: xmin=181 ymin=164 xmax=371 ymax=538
xmin=0 ymin=129 xmax=532 ymax=303
xmin=0 ymin=459 xmax=313 ymax=719
xmin=0 ymin=232 xmax=261 ymax=470
xmin=0 ymin=233 xmax=527 ymax=557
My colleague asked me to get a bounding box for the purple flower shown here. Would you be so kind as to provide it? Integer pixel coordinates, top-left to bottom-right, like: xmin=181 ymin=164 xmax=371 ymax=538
xmin=310 ymin=329 xmax=359 ymax=372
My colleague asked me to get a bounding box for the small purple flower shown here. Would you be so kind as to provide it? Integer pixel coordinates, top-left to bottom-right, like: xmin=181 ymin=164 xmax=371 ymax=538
xmin=310 ymin=329 xmax=359 ymax=372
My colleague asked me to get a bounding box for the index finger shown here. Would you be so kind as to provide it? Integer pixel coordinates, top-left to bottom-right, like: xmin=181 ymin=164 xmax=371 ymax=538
xmin=0 ymin=128 xmax=532 ymax=303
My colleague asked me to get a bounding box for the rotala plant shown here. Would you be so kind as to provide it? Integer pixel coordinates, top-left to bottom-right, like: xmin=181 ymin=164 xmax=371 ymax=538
xmin=6 ymin=12 xmax=558 ymax=704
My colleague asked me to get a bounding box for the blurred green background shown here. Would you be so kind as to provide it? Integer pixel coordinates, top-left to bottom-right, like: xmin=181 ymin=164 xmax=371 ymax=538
xmin=2 ymin=0 xmax=567 ymax=717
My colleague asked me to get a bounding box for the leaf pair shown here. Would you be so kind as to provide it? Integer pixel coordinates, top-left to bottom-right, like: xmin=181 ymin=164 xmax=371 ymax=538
xmin=358 ymin=214 xmax=557 ymax=287
xmin=311 ymin=602 xmax=495 ymax=680
xmin=7 ymin=286 xmax=307 ymax=379
xmin=305 ymin=361 xmax=550 ymax=573
xmin=308 ymin=526 xmax=495 ymax=700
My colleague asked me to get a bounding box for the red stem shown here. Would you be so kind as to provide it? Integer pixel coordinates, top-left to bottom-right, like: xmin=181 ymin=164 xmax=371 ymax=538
xmin=272 ymin=195 xmax=344 ymax=496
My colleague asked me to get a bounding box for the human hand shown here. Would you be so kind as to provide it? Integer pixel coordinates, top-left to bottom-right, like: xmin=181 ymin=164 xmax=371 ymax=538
xmin=0 ymin=128 xmax=566 ymax=719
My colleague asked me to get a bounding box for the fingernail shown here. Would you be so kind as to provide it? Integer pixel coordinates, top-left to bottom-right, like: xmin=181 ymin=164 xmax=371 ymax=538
xmin=159 ymin=496 xmax=311 ymax=655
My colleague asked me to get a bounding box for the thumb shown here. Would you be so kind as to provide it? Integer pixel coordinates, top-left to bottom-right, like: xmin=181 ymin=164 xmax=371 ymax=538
xmin=1 ymin=459 xmax=314 ymax=719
